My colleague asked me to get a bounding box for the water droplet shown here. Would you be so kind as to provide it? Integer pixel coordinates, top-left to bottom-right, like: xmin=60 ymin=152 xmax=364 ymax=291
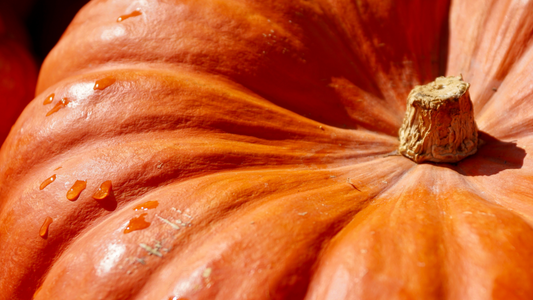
xmin=124 ymin=213 xmax=150 ymax=233
xmin=46 ymin=98 xmax=70 ymax=116
xmin=117 ymin=9 xmax=142 ymax=22
xmin=67 ymin=180 xmax=87 ymax=201
xmin=168 ymin=297 xmax=188 ymax=300
xmin=43 ymin=93 xmax=54 ymax=105
xmin=39 ymin=216 xmax=53 ymax=237
xmin=93 ymin=180 xmax=112 ymax=200
xmin=133 ymin=200 xmax=159 ymax=211
xmin=93 ymin=76 xmax=116 ymax=90
xmin=39 ymin=174 xmax=56 ymax=190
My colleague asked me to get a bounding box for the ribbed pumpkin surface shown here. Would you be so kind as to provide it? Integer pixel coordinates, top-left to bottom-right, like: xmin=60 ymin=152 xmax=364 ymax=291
xmin=2 ymin=0 xmax=533 ymax=299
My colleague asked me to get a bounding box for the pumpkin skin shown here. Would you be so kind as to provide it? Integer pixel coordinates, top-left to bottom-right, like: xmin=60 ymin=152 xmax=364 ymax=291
xmin=2 ymin=0 xmax=533 ymax=299
xmin=0 ymin=5 xmax=37 ymax=146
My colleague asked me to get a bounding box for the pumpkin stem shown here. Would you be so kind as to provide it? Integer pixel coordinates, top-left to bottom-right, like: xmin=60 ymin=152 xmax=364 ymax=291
xmin=398 ymin=75 xmax=478 ymax=163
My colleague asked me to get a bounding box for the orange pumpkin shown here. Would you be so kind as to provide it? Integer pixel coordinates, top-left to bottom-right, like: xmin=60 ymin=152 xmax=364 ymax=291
xmin=2 ymin=0 xmax=533 ymax=299
xmin=0 ymin=4 xmax=37 ymax=146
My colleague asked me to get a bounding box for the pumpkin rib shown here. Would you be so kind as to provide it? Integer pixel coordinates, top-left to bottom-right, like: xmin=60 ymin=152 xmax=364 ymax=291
xmin=306 ymin=165 xmax=448 ymax=300
xmin=466 ymin=178 xmax=533 ymax=228
xmin=324 ymin=0 xmax=451 ymax=112
xmin=30 ymin=66 xmax=398 ymax=143
xmin=474 ymin=46 xmax=533 ymax=139
xmin=132 ymin=173 xmax=377 ymax=299
xmin=0 ymin=132 xmax=387 ymax=229
xmin=450 ymin=136 xmax=533 ymax=224
xmin=307 ymin=164 xmax=533 ymax=300
xmin=37 ymin=0 xmax=450 ymax=132
xmin=0 ymin=100 xmax=398 ymax=288
xmin=3 ymin=151 xmax=402 ymax=298
xmin=449 ymin=136 xmax=533 ymax=225
xmin=434 ymin=167 xmax=533 ymax=300
xmin=447 ymin=0 xmax=533 ymax=115
xmin=5 ymin=0 xmax=533 ymax=299
xmin=1 ymin=66 xmax=398 ymax=198
xmin=0 ymin=125 xmax=395 ymax=211
xmin=428 ymin=167 xmax=533 ymax=300
xmin=328 ymin=77 xmax=403 ymax=136
xmin=35 ymin=0 xmax=366 ymax=129
xmin=462 ymin=170 xmax=533 ymax=227
xmin=14 ymin=155 xmax=405 ymax=299
xmin=437 ymin=178 xmax=533 ymax=300
xmin=34 ymin=159 xmax=412 ymax=299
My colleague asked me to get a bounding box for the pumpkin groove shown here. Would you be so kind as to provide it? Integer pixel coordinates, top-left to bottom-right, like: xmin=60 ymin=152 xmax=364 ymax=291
xmin=2 ymin=0 xmax=533 ymax=299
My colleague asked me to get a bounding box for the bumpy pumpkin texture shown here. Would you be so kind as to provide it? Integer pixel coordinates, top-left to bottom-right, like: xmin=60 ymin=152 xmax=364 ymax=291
xmin=2 ymin=0 xmax=533 ymax=299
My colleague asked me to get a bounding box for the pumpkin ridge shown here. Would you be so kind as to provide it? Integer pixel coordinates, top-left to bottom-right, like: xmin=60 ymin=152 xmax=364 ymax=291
xmin=148 ymin=165 xmax=409 ymax=298
xmin=36 ymin=0 xmax=451 ymax=131
xmin=349 ymin=156 xmax=416 ymax=205
xmin=6 ymin=156 xmax=409 ymax=298
xmin=438 ymin=173 xmax=533 ymax=298
xmin=1 ymin=66 xmax=396 ymax=192
xmin=306 ymin=165 xmax=447 ymax=299
xmin=473 ymin=49 xmax=533 ymax=140
xmin=32 ymin=67 xmax=403 ymax=142
xmin=447 ymin=0 xmax=533 ymax=119
xmin=461 ymin=168 xmax=533 ymax=227
xmin=325 ymin=0 xmax=451 ymax=113
xmin=32 ymin=158 xmax=411 ymax=299
xmin=6 ymin=0 xmax=533 ymax=298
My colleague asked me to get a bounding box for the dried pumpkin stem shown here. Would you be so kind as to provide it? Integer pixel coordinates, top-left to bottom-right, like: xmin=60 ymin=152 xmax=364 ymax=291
xmin=398 ymin=75 xmax=478 ymax=163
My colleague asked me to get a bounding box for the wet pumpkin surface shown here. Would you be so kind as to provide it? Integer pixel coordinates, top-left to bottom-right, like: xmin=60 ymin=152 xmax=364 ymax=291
xmin=2 ymin=0 xmax=533 ymax=299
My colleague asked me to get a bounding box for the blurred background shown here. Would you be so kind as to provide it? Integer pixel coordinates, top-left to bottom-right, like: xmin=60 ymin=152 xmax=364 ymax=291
xmin=25 ymin=0 xmax=90 ymax=65
xmin=0 ymin=0 xmax=89 ymax=145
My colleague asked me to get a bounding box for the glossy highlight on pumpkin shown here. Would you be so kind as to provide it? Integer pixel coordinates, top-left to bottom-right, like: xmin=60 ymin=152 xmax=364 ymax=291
xmin=117 ymin=10 xmax=142 ymax=22
xmin=46 ymin=98 xmax=69 ymax=116
xmin=93 ymin=76 xmax=116 ymax=90
xmin=39 ymin=174 xmax=56 ymax=190
xmin=4 ymin=0 xmax=533 ymax=299
xmin=124 ymin=213 xmax=150 ymax=234
xmin=43 ymin=93 xmax=54 ymax=105
xmin=133 ymin=200 xmax=159 ymax=211
xmin=39 ymin=217 xmax=53 ymax=238
xmin=93 ymin=180 xmax=112 ymax=200
xmin=66 ymin=180 xmax=87 ymax=201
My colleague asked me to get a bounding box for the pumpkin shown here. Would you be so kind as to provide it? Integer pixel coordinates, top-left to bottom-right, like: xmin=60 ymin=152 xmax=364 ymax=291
xmin=2 ymin=0 xmax=533 ymax=299
xmin=0 ymin=3 xmax=37 ymax=146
